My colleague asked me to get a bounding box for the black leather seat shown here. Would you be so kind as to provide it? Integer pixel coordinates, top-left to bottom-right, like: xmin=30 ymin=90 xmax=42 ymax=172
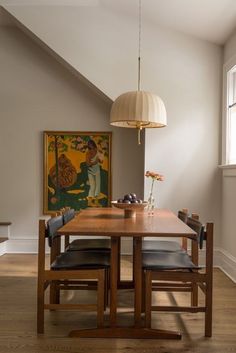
xmin=142 ymin=251 xmax=199 ymax=270
xmin=51 ymin=250 xmax=110 ymax=270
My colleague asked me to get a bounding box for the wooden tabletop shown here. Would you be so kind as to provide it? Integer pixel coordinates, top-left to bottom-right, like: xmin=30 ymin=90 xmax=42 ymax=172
xmin=57 ymin=208 xmax=196 ymax=239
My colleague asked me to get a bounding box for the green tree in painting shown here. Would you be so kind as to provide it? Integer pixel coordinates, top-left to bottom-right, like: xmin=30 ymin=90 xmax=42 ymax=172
xmin=48 ymin=134 xmax=72 ymax=202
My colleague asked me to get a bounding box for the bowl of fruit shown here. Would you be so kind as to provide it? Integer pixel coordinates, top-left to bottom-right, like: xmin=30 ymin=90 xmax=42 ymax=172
xmin=111 ymin=193 xmax=148 ymax=218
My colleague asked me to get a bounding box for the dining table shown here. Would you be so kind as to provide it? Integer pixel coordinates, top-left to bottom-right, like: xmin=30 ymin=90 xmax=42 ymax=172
xmin=57 ymin=207 xmax=197 ymax=339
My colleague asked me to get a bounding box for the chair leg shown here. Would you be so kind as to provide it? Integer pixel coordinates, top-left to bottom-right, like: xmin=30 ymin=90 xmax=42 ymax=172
xmin=205 ymin=281 xmax=213 ymax=337
xmin=144 ymin=270 xmax=152 ymax=329
xmin=37 ymin=279 xmax=45 ymax=334
xmin=37 ymin=220 xmax=46 ymax=333
xmin=64 ymin=235 xmax=70 ymax=251
xmin=191 ymin=283 xmax=198 ymax=306
xmin=104 ymin=268 xmax=109 ymax=310
xmin=182 ymin=237 xmax=188 ymax=251
xmin=205 ymin=223 xmax=213 ymax=337
xmin=97 ymin=270 xmax=105 ymax=328
xmin=191 ymin=241 xmax=199 ymax=306
xmin=141 ymin=271 xmax=146 ymax=313
xmin=50 ymin=236 xmax=61 ymax=306
xmin=50 ymin=281 xmax=60 ymax=306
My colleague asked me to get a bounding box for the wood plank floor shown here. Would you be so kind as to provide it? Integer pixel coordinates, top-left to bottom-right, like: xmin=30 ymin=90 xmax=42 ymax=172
xmin=0 ymin=254 xmax=235 ymax=353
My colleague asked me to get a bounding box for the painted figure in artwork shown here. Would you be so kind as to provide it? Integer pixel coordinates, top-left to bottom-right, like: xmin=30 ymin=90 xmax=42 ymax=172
xmin=86 ymin=139 xmax=102 ymax=203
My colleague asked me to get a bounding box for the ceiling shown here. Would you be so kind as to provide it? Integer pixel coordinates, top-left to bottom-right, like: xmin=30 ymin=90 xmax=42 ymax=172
xmin=101 ymin=0 xmax=236 ymax=45
xmin=1 ymin=0 xmax=236 ymax=44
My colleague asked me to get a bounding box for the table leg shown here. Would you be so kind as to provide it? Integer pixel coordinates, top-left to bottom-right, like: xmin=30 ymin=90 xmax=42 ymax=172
xmin=110 ymin=237 xmax=119 ymax=327
xmin=134 ymin=237 xmax=142 ymax=328
xmin=117 ymin=238 xmax=121 ymax=285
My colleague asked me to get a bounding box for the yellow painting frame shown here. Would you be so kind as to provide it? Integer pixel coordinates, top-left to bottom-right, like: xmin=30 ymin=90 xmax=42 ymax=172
xmin=43 ymin=131 xmax=112 ymax=214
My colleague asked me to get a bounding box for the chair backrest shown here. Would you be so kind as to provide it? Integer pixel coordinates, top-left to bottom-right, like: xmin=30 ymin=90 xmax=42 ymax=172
xmin=187 ymin=216 xmax=205 ymax=249
xmin=178 ymin=209 xmax=188 ymax=223
xmin=46 ymin=215 xmax=63 ymax=247
xmin=63 ymin=208 xmax=75 ymax=225
xmin=177 ymin=209 xmax=189 ymax=251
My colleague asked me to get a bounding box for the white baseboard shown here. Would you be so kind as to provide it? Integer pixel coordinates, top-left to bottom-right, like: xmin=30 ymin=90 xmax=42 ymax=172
xmin=121 ymin=238 xmax=133 ymax=254
xmin=0 ymin=242 xmax=6 ymax=256
xmin=198 ymin=247 xmax=236 ymax=283
xmin=6 ymin=238 xmax=38 ymax=253
xmin=216 ymin=248 xmax=236 ymax=283
xmin=2 ymin=239 xmax=236 ymax=283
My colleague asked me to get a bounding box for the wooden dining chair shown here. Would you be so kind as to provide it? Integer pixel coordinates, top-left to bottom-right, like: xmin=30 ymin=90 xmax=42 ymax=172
xmin=138 ymin=209 xmax=189 ymax=287
xmin=37 ymin=215 xmax=110 ymax=334
xmin=143 ymin=212 xmax=199 ymax=307
xmin=143 ymin=216 xmax=213 ymax=337
xmin=62 ymin=208 xmax=111 ymax=304
xmin=61 ymin=208 xmax=111 ymax=253
xmin=61 ymin=208 xmax=116 ymax=285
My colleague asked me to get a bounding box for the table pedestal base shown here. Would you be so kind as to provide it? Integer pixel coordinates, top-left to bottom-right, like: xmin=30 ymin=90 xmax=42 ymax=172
xmin=69 ymin=327 xmax=181 ymax=339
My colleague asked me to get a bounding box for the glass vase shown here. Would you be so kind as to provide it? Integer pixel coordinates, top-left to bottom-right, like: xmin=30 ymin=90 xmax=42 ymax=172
xmin=147 ymin=193 xmax=155 ymax=216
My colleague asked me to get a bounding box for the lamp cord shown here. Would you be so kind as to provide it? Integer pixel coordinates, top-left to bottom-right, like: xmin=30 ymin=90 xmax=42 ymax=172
xmin=138 ymin=0 xmax=141 ymax=91
xmin=138 ymin=0 xmax=142 ymax=144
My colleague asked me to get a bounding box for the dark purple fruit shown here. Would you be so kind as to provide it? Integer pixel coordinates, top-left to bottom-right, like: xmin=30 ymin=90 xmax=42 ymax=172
xmin=130 ymin=193 xmax=137 ymax=200
xmin=124 ymin=194 xmax=132 ymax=202
xmin=123 ymin=199 xmax=131 ymax=204
xmin=117 ymin=198 xmax=123 ymax=203
xmin=137 ymin=199 xmax=143 ymax=204
xmin=131 ymin=199 xmax=138 ymax=203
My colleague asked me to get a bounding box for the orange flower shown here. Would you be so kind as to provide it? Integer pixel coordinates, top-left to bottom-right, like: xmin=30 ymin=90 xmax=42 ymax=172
xmin=145 ymin=171 xmax=164 ymax=181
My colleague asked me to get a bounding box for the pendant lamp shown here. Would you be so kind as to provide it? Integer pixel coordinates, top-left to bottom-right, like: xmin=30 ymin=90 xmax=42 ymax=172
xmin=110 ymin=0 xmax=167 ymax=144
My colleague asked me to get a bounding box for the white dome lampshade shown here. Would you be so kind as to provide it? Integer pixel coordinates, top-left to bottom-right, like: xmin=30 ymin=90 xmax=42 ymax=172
xmin=110 ymin=0 xmax=167 ymax=144
xmin=110 ymin=90 xmax=167 ymax=144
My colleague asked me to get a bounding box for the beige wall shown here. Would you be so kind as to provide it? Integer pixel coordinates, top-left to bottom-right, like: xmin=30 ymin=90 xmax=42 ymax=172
xmin=0 ymin=26 xmax=144 ymax=248
xmin=224 ymin=28 xmax=236 ymax=63
xmin=144 ymin=28 xmax=223 ymax=247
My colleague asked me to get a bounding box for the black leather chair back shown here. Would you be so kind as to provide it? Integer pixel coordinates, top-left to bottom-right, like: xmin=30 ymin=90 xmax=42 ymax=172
xmin=46 ymin=215 xmax=63 ymax=247
xmin=187 ymin=217 xmax=205 ymax=249
xmin=63 ymin=209 xmax=75 ymax=225
xmin=178 ymin=210 xmax=188 ymax=223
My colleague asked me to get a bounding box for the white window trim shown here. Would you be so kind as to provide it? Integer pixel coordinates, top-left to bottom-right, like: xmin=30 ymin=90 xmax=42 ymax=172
xmin=221 ymin=54 xmax=236 ymax=170
xmin=219 ymin=164 xmax=236 ymax=177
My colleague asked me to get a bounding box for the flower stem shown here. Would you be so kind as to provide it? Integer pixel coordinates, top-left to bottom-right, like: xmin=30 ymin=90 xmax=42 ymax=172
xmin=150 ymin=179 xmax=154 ymax=196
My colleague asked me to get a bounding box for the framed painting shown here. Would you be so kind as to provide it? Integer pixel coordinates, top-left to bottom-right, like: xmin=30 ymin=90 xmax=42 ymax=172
xmin=43 ymin=131 xmax=112 ymax=214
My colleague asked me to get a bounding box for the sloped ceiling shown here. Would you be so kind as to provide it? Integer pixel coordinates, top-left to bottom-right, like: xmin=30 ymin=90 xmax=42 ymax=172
xmin=1 ymin=0 xmax=236 ymax=44
xmin=0 ymin=0 xmax=228 ymax=102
